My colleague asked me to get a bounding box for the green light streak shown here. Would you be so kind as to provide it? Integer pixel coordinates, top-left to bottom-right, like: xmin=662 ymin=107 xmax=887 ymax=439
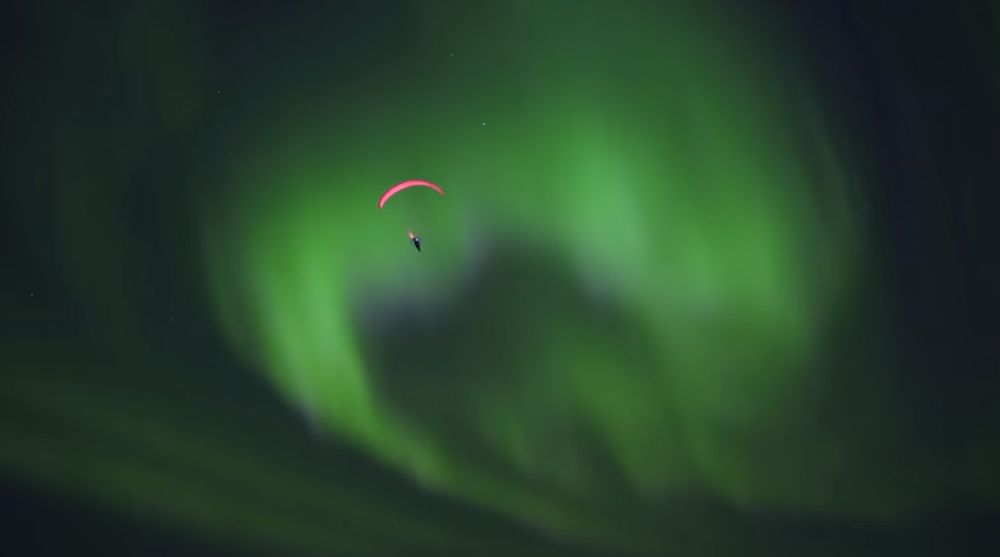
xmin=9 ymin=1 xmax=998 ymax=555
xmin=199 ymin=1 xmax=868 ymax=543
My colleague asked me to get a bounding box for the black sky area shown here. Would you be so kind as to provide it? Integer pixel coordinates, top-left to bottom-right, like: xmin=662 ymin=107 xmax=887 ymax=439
xmin=789 ymin=0 xmax=1000 ymax=445
xmin=2 ymin=1 xmax=999 ymax=556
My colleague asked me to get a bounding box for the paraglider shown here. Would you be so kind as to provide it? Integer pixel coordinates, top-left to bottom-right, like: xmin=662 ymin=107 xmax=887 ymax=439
xmin=378 ymin=179 xmax=444 ymax=252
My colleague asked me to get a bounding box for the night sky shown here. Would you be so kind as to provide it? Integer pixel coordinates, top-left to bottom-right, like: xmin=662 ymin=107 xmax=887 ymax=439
xmin=2 ymin=1 xmax=999 ymax=556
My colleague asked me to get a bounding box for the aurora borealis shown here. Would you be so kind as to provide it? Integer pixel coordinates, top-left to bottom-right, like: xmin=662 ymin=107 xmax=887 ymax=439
xmin=2 ymin=1 xmax=999 ymax=555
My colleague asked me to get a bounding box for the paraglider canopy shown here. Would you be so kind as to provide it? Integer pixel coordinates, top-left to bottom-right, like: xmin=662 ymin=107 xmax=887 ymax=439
xmin=378 ymin=179 xmax=445 ymax=209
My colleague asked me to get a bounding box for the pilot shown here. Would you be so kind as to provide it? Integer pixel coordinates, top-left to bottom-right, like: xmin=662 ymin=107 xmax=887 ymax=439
xmin=407 ymin=230 xmax=422 ymax=252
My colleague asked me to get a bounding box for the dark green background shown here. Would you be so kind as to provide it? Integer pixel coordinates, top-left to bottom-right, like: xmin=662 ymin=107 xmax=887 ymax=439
xmin=2 ymin=1 xmax=998 ymax=555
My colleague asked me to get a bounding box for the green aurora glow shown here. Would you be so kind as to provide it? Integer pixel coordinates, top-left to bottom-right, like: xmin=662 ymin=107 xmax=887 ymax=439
xmin=2 ymin=1 xmax=999 ymax=556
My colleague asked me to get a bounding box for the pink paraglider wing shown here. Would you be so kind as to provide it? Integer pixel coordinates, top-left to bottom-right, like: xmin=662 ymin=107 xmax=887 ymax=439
xmin=378 ymin=179 xmax=445 ymax=208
